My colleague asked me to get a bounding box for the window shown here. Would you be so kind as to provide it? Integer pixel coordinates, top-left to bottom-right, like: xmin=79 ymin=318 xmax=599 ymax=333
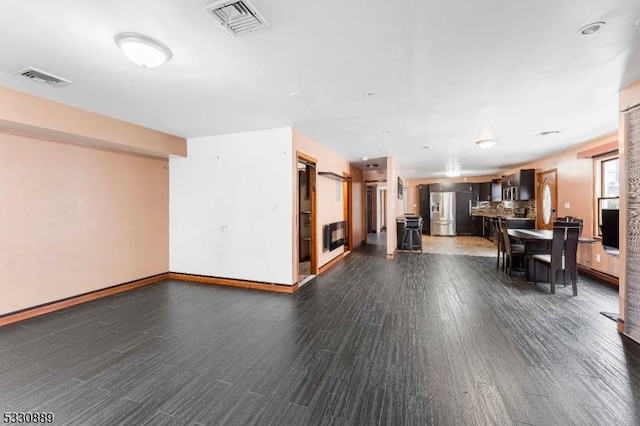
xmin=595 ymin=155 xmax=619 ymax=236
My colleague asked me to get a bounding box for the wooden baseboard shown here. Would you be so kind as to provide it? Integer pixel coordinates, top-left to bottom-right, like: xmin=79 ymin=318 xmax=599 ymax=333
xmin=0 ymin=273 xmax=170 ymax=327
xmin=169 ymin=273 xmax=298 ymax=294
xmin=318 ymin=253 xmax=346 ymax=274
xmin=577 ymin=265 xmax=619 ymax=286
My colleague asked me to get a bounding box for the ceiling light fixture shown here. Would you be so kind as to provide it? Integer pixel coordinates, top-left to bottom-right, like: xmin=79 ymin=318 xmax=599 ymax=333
xmin=288 ymin=91 xmax=304 ymax=98
xmin=421 ymin=145 xmax=431 ymax=150
xmin=578 ymin=22 xmax=605 ymax=35
xmin=382 ymin=130 xmax=392 ymax=135
xmin=364 ymin=91 xmax=378 ymax=98
xmin=445 ymin=170 xmax=461 ymax=178
xmin=474 ymin=125 xmax=497 ymax=149
xmin=361 ymin=156 xmax=368 ymax=161
xmin=538 ymin=130 xmax=561 ymax=136
xmin=115 ymin=32 xmax=172 ymax=68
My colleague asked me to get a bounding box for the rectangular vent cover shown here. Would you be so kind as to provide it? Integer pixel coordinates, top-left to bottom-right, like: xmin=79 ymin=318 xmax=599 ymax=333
xmin=14 ymin=67 xmax=71 ymax=87
xmin=205 ymin=0 xmax=269 ymax=36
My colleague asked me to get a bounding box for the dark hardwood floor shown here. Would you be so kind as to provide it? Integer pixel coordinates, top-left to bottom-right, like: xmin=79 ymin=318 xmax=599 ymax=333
xmin=1 ymin=243 xmax=638 ymax=425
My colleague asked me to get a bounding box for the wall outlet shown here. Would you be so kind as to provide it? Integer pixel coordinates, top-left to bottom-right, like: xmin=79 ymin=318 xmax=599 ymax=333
xmin=564 ymin=202 xmax=570 ymax=209
xmin=596 ymin=254 xmax=601 ymax=263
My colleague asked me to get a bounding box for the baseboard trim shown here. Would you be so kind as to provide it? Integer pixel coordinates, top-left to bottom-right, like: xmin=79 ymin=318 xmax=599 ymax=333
xmin=318 ymin=253 xmax=346 ymax=274
xmin=169 ymin=273 xmax=298 ymax=294
xmin=577 ymin=265 xmax=619 ymax=286
xmin=0 ymin=272 xmax=170 ymax=327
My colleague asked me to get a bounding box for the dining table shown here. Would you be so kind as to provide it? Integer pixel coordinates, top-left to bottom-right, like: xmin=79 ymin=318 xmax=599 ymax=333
xmin=507 ymin=228 xmax=595 ymax=281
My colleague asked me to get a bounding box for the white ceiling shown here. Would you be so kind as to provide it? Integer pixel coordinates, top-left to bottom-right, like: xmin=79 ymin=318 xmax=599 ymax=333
xmin=1 ymin=0 xmax=639 ymax=178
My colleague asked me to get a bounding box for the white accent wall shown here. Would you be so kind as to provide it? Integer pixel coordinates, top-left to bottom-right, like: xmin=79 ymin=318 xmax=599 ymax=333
xmin=170 ymin=127 xmax=294 ymax=285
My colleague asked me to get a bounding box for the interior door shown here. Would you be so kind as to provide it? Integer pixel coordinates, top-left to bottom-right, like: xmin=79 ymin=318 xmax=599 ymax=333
xmin=536 ymin=169 xmax=558 ymax=230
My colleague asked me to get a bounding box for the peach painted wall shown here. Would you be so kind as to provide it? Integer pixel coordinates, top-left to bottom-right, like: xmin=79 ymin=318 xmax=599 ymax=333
xmin=502 ymin=133 xmax=619 ymax=278
xmin=0 ymin=86 xmax=186 ymax=158
xmin=292 ymin=129 xmax=358 ymax=274
xmin=386 ymin=157 xmax=404 ymax=256
xmin=0 ymin=133 xmax=169 ymax=315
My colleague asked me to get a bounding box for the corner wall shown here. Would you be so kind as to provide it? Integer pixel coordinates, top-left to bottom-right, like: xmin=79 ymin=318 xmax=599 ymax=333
xmin=0 ymin=87 xmax=184 ymax=316
xmin=0 ymin=134 xmax=170 ymax=315
xmin=292 ymin=129 xmax=354 ymax=271
xmin=170 ymin=127 xmax=294 ymax=285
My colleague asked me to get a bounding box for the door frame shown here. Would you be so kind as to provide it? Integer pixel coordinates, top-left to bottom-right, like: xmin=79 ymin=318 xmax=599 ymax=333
xmin=536 ymin=169 xmax=558 ymax=230
xmin=296 ymin=152 xmax=317 ymax=278
xmin=342 ymin=171 xmax=353 ymax=251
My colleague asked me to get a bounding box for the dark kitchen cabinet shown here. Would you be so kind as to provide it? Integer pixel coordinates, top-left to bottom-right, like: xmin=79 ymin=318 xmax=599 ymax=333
xmin=472 ymin=216 xmax=484 ymax=236
xmin=455 ymin=182 xmax=480 ymax=200
xmin=491 ymin=179 xmax=502 ymax=201
xmin=518 ymin=169 xmax=535 ymax=200
xmin=429 ymin=182 xmax=455 ymax=192
xmin=479 ymin=182 xmax=491 ymax=201
xmin=418 ymin=185 xmax=430 ymax=235
xmin=455 ymin=191 xmax=473 ymax=235
xmin=501 ymin=169 xmax=536 ymax=200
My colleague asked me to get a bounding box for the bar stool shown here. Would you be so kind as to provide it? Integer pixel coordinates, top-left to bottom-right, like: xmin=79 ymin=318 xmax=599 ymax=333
xmin=403 ymin=217 xmax=423 ymax=253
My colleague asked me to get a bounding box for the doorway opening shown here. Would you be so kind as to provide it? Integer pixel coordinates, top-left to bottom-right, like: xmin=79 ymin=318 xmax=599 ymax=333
xmin=297 ymin=155 xmax=317 ymax=284
xmin=365 ymin=181 xmax=387 ymax=246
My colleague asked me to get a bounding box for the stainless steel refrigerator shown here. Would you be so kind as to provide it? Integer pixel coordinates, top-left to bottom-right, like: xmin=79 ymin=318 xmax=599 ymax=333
xmin=430 ymin=192 xmax=456 ymax=236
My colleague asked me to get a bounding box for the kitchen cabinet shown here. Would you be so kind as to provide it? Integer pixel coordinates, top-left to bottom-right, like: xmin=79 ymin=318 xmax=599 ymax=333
xmin=472 ymin=216 xmax=484 ymax=236
xmin=479 ymin=182 xmax=491 ymax=201
xmin=418 ymin=185 xmax=430 ymax=235
xmin=455 ymin=182 xmax=480 ymax=199
xmin=491 ymin=179 xmax=502 ymax=201
xmin=518 ymin=169 xmax=535 ymax=200
xmin=456 ymin=191 xmax=473 ymax=235
xmin=501 ymin=169 xmax=535 ymax=200
xmin=429 ymin=182 xmax=455 ymax=192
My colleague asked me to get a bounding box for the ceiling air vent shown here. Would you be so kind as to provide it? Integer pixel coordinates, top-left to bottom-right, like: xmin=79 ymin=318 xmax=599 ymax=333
xmin=204 ymin=0 xmax=269 ymax=36
xmin=14 ymin=67 xmax=71 ymax=87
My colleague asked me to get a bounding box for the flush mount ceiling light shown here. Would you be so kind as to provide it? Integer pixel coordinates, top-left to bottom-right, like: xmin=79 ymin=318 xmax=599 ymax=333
xmin=578 ymin=22 xmax=605 ymax=35
xmin=474 ymin=125 xmax=497 ymax=149
xmin=445 ymin=170 xmax=461 ymax=178
xmin=538 ymin=130 xmax=561 ymax=136
xmin=363 ymin=91 xmax=378 ymax=98
xmin=115 ymin=32 xmax=172 ymax=68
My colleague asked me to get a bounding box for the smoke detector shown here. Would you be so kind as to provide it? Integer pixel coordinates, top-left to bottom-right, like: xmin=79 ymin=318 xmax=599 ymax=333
xmin=204 ymin=0 xmax=269 ymax=36
xmin=14 ymin=67 xmax=71 ymax=87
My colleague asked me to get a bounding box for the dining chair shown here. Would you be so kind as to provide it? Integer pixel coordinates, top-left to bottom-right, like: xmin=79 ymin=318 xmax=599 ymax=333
xmin=532 ymin=223 xmax=580 ymax=295
xmin=499 ymin=219 xmax=525 ymax=276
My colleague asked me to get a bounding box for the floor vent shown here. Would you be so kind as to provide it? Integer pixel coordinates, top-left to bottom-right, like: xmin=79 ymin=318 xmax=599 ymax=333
xmin=14 ymin=67 xmax=71 ymax=87
xmin=204 ymin=0 xmax=269 ymax=36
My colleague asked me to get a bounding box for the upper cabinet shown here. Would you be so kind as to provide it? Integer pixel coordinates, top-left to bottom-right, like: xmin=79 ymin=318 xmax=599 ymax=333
xmin=491 ymin=179 xmax=502 ymax=201
xmin=501 ymin=169 xmax=535 ymax=200
xmin=478 ymin=182 xmax=491 ymax=201
xmin=429 ymin=182 xmax=455 ymax=192
xmin=518 ymin=169 xmax=535 ymax=200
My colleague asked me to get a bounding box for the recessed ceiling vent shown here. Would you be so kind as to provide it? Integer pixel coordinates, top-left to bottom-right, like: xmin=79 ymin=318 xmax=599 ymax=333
xmin=14 ymin=67 xmax=71 ymax=87
xmin=204 ymin=0 xmax=269 ymax=36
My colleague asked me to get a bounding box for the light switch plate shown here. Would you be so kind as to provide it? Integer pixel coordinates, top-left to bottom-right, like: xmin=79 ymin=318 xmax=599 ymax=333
xmin=564 ymin=202 xmax=570 ymax=209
